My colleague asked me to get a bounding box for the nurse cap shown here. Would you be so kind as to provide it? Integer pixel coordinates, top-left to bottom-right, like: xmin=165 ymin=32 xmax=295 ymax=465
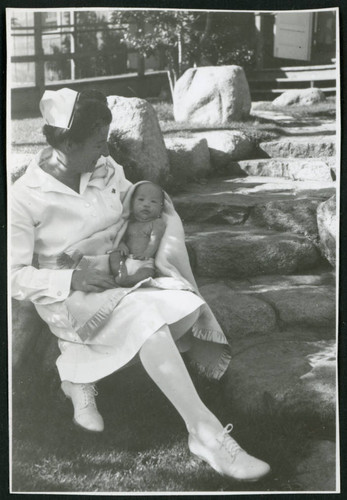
xmin=39 ymin=88 xmax=80 ymax=129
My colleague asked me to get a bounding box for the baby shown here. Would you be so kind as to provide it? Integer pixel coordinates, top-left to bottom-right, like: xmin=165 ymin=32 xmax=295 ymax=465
xmin=109 ymin=182 xmax=166 ymax=287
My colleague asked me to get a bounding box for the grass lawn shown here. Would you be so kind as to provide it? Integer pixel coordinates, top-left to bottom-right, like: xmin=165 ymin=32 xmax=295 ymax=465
xmin=12 ymin=360 xmax=333 ymax=493
xmin=252 ymin=97 xmax=336 ymax=119
xmin=10 ymin=117 xmax=47 ymax=155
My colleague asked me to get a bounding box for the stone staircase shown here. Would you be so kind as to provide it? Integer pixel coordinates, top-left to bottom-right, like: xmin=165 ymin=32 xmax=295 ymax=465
xmin=171 ymin=109 xmax=337 ymax=447
xmin=169 ymin=110 xmax=337 ymax=488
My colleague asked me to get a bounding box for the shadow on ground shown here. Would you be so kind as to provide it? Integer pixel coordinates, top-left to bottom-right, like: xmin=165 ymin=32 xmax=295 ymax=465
xmin=11 ymin=360 xmax=335 ymax=493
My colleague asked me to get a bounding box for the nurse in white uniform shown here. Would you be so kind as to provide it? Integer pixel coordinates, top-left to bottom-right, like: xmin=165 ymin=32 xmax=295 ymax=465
xmin=11 ymin=88 xmax=270 ymax=482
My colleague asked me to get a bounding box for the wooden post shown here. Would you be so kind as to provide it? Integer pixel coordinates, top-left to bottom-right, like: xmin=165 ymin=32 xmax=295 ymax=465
xmin=34 ymin=12 xmax=45 ymax=95
xmin=69 ymin=11 xmax=76 ymax=81
xmin=254 ymin=12 xmax=265 ymax=70
xmin=137 ymin=17 xmax=145 ymax=78
xmin=177 ymin=30 xmax=182 ymax=77
xmin=137 ymin=53 xmax=145 ymax=77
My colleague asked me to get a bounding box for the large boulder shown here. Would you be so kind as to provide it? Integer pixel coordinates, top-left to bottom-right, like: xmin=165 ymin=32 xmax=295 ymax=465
xmin=185 ymin=130 xmax=255 ymax=172
xmin=199 ymin=283 xmax=277 ymax=340
xmin=107 ymin=96 xmax=170 ymax=186
xmin=272 ymin=88 xmax=326 ymax=107
xmin=317 ymin=195 xmax=336 ymax=266
xmin=173 ymin=66 xmax=251 ymax=126
xmin=164 ymin=136 xmax=211 ymax=189
xmin=186 ymin=225 xmax=322 ymax=278
xmin=12 ymin=298 xmax=62 ymax=378
xmin=224 ymin=339 xmax=336 ymax=422
xmin=250 ymin=199 xmax=320 ymax=240
xmin=12 ymin=299 xmax=46 ymax=369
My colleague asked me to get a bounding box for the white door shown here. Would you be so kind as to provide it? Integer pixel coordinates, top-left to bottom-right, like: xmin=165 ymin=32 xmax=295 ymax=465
xmin=274 ymin=12 xmax=313 ymax=61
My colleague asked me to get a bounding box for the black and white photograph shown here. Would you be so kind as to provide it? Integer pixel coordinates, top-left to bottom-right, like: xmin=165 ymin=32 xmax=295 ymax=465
xmin=7 ymin=5 xmax=340 ymax=494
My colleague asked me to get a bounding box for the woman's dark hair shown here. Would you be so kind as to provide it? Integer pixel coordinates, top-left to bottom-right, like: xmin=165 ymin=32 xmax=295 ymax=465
xmin=43 ymin=89 xmax=112 ymax=148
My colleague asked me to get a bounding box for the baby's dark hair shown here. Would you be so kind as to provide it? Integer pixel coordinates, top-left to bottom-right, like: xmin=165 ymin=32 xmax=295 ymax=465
xmin=43 ymin=89 xmax=112 ymax=148
xmin=132 ymin=182 xmax=165 ymax=206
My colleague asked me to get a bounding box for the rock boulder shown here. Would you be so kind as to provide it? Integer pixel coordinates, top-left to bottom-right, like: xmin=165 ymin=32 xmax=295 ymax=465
xmin=12 ymin=299 xmax=46 ymax=370
xmin=260 ymin=286 xmax=335 ymax=328
xmin=224 ymin=339 xmax=336 ymax=422
xmin=250 ymin=199 xmax=320 ymax=240
xmin=186 ymin=130 xmax=255 ymax=172
xmin=259 ymin=138 xmax=335 ymax=158
xmin=199 ymin=283 xmax=277 ymax=340
xmin=164 ymin=136 xmax=211 ymax=189
xmin=317 ymin=195 xmax=336 ymax=266
xmin=174 ymin=199 xmax=248 ymax=225
xmin=12 ymin=299 xmax=65 ymax=376
xmin=272 ymin=88 xmax=326 ymax=107
xmin=235 ymin=158 xmax=334 ymax=182
xmin=173 ymin=66 xmax=251 ymax=125
xmin=107 ymin=96 xmax=170 ymax=186
xmin=186 ymin=225 xmax=322 ymax=278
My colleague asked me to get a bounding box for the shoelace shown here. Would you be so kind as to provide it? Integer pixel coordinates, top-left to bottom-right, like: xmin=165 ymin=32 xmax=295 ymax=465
xmin=81 ymin=384 xmax=98 ymax=409
xmin=217 ymin=424 xmax=243 ymax=462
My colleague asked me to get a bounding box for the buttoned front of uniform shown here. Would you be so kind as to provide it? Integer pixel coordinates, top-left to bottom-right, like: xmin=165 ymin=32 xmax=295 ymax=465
xmin=11 ymin=148 xmax=131 ymax=305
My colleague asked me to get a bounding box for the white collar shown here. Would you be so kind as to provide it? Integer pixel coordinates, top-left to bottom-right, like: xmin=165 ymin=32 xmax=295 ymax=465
xmin=20 ymin=148 xmax=114 ymax=195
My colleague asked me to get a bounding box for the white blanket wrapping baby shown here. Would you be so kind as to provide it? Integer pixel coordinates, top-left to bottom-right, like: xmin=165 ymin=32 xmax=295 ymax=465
xmin=55 ymin=181 xmax=231 ymax=380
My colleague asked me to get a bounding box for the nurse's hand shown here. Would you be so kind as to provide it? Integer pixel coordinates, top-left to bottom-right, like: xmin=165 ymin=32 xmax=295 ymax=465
xmin=71 ymin=268 xmax=117 ymax=292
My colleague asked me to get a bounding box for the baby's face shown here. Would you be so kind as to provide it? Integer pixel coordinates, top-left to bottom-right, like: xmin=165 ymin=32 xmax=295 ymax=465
xmin=132 ymin=183 xmax=163 ymax=222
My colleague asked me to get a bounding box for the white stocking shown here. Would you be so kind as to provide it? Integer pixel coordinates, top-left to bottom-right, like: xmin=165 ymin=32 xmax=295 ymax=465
xmin=139 ymin=324 xmax=224 ymax=439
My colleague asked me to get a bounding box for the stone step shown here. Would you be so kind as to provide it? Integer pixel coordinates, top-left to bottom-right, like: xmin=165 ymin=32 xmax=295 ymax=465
xmin=185 ymin=223 xmax=324 ymax=279
xmin=223 ymin=337 xmax=335 ymax=425
xmin=231 ymin=158 xmax=336 ymax=182
xmin=200 ymin=276 xmax=336 ymax=426
xmin=198 ymin=273 xmax=335 ymax=337
xmin=173 ymin=177 xmax=335 ymax=240
xmin=259 ymin=137 xmax=335 ymax=158
xmin=164 ymin=129 xmax=255 ymax=171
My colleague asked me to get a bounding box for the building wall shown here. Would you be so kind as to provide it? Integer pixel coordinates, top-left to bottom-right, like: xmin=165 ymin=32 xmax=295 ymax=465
xmin=259 ymin=10 xmax=336 ymax=68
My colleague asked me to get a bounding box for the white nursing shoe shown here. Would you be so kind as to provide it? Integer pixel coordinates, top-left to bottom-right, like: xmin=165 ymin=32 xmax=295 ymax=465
xmin=61 ymin=381 xmax=104 ymax=432
xmin=188 ymin=423 xmax=271 ymax=482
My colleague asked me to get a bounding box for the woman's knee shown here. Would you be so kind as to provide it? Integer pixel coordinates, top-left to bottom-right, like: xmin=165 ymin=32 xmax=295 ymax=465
xmin=169 ymin=307 xmax=201 ymax=340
